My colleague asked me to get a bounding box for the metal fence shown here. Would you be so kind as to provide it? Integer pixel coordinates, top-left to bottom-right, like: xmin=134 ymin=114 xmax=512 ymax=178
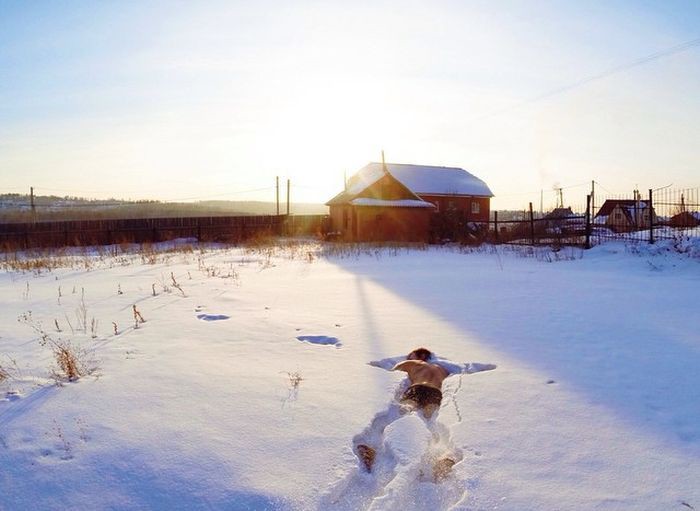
xmin=592 ymin=187 xmax=700 ymax=243
xmin=441 ymin=186 xmax=699 ymax=248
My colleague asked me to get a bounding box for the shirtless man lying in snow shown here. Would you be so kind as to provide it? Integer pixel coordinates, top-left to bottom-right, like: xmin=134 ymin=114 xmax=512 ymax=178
xmin=356 ymin=347 xmax=455 ymax=479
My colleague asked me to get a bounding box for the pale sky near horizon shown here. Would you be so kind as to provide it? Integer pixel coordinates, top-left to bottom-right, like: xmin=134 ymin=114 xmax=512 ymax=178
xmin=1 ymin=1 xmax=699 ymax=210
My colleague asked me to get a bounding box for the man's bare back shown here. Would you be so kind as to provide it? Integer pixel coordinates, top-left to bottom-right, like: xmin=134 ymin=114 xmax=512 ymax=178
xmin=392 ymin=359 xmax=449 ymax=390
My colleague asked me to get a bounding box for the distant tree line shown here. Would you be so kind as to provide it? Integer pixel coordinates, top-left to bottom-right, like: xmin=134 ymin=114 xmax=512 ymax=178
xmin=0 ymin=194 xmax=328 ymax=223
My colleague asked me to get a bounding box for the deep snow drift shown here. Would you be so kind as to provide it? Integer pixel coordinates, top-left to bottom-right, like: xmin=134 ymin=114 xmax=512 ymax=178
xmin=1 ymin=240 xmax=699 ymax=510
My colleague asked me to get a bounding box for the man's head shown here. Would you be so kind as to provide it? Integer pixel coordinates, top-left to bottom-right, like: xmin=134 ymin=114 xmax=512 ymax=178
xmin=407 ymin=347 xmax=432 ymax=362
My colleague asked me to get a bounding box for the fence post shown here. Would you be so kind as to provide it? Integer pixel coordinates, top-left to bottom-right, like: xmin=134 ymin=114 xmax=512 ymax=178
xmin=529 ymin=202 xmax=535 ymax=245
xmin=585 ymin=194 xmax=591 ymax=249
xmin=494 ymin=210 xmax=499 ymax=244
xmin=648 ymin=188 xmax=654 ymax=244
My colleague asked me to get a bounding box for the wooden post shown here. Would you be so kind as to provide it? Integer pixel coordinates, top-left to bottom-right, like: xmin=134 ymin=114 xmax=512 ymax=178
xmin=529 ymin=202 xmax=535 ymax=245
xmin=30 ymin=186 xmax=36 ymax=224
xmin=494 ymin=210 xmax=499 ymax=243
xmin=585 ymin=194 xmax=591 ymax=249
xmin=648 ymin=188 xmax=654 ymax=244
xmin=276 ymin=176 xmax=280 ymax=216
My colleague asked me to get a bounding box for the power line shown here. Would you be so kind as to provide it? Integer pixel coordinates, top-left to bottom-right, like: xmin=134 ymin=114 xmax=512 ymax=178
xmin=495 ymin=180 xmax=589 ymax=198
xmin=472 ymin=36 xmax=700 ymax=122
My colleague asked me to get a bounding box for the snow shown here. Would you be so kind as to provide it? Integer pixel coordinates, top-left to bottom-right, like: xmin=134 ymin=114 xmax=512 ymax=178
xmin=1 ymin=240 xmax=699 ymax=510
xmin=357 ymin=162 xmax=494 ymax=197
xmin=346 ymin=165 xmax=387 ymax=196
xmin=349 ymin=198 xmax=435 ymax=208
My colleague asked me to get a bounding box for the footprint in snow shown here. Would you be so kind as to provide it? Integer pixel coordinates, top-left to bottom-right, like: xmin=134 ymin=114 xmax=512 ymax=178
xmin=296 ymin=335 xmax=342 ymax=348
xmin=197 ymin=314 xmax=230 ymax=321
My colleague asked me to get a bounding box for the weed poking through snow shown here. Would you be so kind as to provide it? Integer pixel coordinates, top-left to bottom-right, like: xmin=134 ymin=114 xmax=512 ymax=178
xmin=281 ymin=371 xmax=303 ymax=408
xmin=133 ymin=305 xmax=145 ymax=328
xmin=170 ymin=272 xmax=185 ymax=297
xmin=0 ymin=363 xmax=10 ymax=383
xmin=18 ymin=312 xmax=96 ymax=382
xmin=50 ymin=419 xmax=73 ymax=460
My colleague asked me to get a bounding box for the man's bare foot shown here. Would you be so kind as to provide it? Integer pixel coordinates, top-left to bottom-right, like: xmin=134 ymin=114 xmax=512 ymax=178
xmin=356 ymin=444 xmax=376 ymax=472
xmin=433 ymin=457 xmax=456 ymax=482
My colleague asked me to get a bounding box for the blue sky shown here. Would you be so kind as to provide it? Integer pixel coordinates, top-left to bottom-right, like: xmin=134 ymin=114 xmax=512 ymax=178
xmin=1 ymin=1 xmax=699 ymax=208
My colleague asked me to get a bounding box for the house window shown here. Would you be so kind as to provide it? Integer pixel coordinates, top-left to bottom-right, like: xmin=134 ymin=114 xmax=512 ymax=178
xmin=343 ymin=209 xmax=349 ymax=229
xmin=447 ymin=200 xmax=455 ymax=211
xmin=614 ymin=212 xmax=623 ymax=221
xmin=433 ymin=201 xmax=440 ymax=212
xmin=471 ymin=201 xmax=480 ymax=214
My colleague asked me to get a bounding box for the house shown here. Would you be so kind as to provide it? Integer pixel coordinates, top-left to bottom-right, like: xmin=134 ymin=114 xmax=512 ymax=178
xmin=542 ymin=207 xmax=584 ymax=233
xmin=669 ymin=211 xmax=700 ymax=228
xmin=325 ymin=162 xmax=493 ymax=242
xmin=594 ymin=199 xmax=657 ymax=232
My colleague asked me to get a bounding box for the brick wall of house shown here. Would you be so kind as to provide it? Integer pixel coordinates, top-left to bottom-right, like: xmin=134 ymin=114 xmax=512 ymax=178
xmin=419 ymin=194 xmax=490 ymax=222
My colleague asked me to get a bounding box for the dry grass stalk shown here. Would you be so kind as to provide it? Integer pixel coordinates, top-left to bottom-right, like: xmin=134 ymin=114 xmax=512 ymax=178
xmin=286 ymin=371 xmax=303 ymax=389
xmin=18 ymin=312 xmax=94 ymax=382
xmin=170 ymin=272 xmax=185 ymax=297
xmin=132 ymin=305 xmax=145 ymax=328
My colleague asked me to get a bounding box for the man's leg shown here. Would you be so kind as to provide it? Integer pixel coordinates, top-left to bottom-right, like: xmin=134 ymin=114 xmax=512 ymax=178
xmin=422 ymin=403 xmax=439 ymax=419
xmin=399 ymin=398 xmax=418 ymax=415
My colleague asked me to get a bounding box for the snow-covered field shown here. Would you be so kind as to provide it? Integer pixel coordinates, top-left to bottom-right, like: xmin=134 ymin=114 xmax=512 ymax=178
xmin=1 ymin=240 xmax=699 ymax=511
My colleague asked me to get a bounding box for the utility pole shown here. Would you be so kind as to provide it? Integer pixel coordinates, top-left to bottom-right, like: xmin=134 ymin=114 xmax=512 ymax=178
xmin=555 ymin=187 xmax=564 ymax=208
xmin=591 ymin=180 xmax=595 ymax=219
xmin=30 ymin=186 xmax=36 ymax=223
xmin=540 ymin=189 xmax=543 ymax=215
xmin=286 ymin=179 xmax=290 ymax=215
xmin=276 ymin=176 xmax=280 ymax=216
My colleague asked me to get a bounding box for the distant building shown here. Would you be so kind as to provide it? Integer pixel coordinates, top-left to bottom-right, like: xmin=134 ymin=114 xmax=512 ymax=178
xmin=594 ymin=199 xmax=656 ymax=232
xmin=669 ymin=211 xmax=700 ymax=228
xmin=326 ymin=162 xmax=493 ymax=242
